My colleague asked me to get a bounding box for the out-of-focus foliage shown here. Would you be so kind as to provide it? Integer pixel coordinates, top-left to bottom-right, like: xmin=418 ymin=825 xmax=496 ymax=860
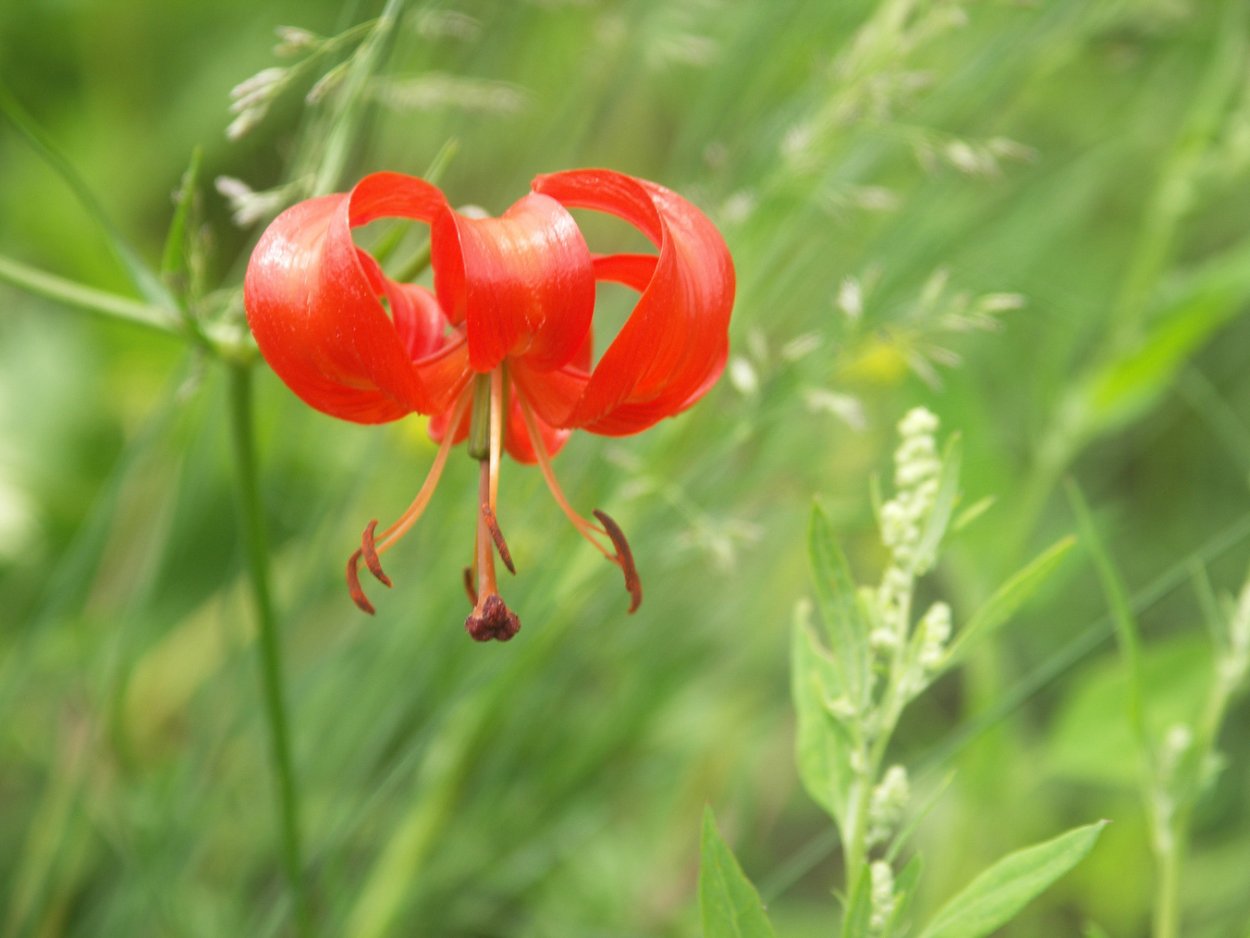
xmin=2 ymin=0 xmax=1250 ymax=936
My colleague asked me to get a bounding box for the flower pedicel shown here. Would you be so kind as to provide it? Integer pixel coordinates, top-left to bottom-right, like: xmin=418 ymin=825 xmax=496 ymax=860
xmin=244 ymin=169 xmax=734 ymax=640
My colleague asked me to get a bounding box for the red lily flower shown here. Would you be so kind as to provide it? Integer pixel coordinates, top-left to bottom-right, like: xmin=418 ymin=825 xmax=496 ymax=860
xmin=244 ymin=168 xmax=734 ymax=641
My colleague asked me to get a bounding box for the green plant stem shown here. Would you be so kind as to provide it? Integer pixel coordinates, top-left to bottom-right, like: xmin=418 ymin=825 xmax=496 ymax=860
xmin=0 ymin=253 xmax=258 ymax=362
xmin=0 ymin=253 xmax=178 ymax=335
xmin=1152 ymin=824 xmax=1182 ymax=938
xmin=227 ymin=362 xmax=312 ymax=937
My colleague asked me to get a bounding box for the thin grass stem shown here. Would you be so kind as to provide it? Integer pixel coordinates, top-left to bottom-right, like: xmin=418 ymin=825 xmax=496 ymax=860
xmin=0 ymin=254 xmax=178 ymax=335
xmin=226 ymin=362 xmax=312 ymax=937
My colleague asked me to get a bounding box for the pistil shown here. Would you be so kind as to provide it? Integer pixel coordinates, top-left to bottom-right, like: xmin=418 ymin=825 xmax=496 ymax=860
xmin=464 ymin=366 xmax=520 ymax=641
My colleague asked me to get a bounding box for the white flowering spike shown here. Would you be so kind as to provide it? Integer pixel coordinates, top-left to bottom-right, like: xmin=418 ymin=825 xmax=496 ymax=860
xmin=867 ymin=765 xmax=910 ymax=848
xmin=869 ymin=860 xmax=896 ymax=935
xmin=879 ymin=408 xmax=943 ymax=573
xmin=274 ymin=26 xmax=319 ymax=56
xmin=918 ymin=600 xmax=952 ymax=672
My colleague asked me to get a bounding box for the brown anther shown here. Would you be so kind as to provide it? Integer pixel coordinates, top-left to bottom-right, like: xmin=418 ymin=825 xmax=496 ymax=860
xmin=481 ymin=504 xmax=516 ymax=574
xmin=360 ymin=519 xmax=393 ymax=587
xmin=593 ymin=509 xmax=643 ymax=613
xmin=346 ymin=550 xmax=376 ymax=615
xmin=462 ymin=566 xmax=477 ymax=606
xmin=465 ymin=593 xmax=521 ymax=642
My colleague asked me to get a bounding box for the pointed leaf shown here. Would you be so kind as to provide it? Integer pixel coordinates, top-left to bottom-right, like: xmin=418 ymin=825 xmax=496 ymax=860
xmin=161 ymin=147 xmax=202 ymax=307
xmin=886 ymin=855 xmax=924 ymax=937
xmin=699 ymin=807 xmax=777 ymax=938
xmin=917 ymin=821 xmax=1107 ymax=938
xmin=946 ymin=536 xmax=1076 ymax=666
xmin=809 ymin=503 xmax=872 ymax=706
xmin=791 ymin=610 xmax=855 ymax=827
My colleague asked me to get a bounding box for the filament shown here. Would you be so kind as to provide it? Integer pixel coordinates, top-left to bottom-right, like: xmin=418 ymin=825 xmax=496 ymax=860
xmin=516 ymin=395 xmax=614 ymax=559
xmin=374 ymin=387 xmax=473 ymax=554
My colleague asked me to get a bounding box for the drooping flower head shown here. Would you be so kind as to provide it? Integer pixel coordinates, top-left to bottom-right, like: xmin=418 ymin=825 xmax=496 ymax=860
xmin=244 ymin=169 xmax=734 ymax=641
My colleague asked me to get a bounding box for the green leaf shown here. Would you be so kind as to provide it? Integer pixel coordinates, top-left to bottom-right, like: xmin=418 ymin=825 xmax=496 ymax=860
xmin=809 ymin=503 xmax=872 ymax=706
xmin=699 ymin=807 xmax=777 ymax=938
xmin=1086 ymin=267 xmax=1249 ymax=436
xmin=792 ymin=605 xmax=856 ymax=814
xmin=886 ymin=855 xmax=924 ymax=937
xmin=791 ymin=609 xmax=855 ymax=827
xmin=161 ymin=147 xmax=203 ymax=305
xmin=886 ymin=772 xmax=954 ymax=863
xmin=946 ymin=536 xmax=1076 ymax=666
xmin=1046 ymin=634 xmax=1210 ymax=787
xmin=917 ymin=821 xmax=1107 ymax=938
xmin=914 ymin=433 xmax=962 ymax=571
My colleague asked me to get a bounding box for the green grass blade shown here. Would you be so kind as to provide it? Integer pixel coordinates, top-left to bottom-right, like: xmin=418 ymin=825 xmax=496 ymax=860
xmin=0 ymin=253 xmax=178 ymax=334
xmin=1065 ymin=481 xmax=1151 ymax=764
xmin=0 ymin=80 xmax=177 ymax=313
xmin=946 ymin=536 xmax=1076 ymax=666
xmin=161 ymin=147 xmax=202 ymax=304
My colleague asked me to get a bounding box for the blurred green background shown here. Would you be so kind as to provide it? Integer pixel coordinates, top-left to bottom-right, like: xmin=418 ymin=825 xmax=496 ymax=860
xmin=3 ymin=0 xmax=1250 ymax=935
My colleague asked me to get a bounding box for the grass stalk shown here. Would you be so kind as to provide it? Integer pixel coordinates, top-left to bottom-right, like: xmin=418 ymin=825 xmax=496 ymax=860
xmin=226 ymin=362 xmax=312 ymax=937
xmin=0 ymin=254 xmax=178 ymax=335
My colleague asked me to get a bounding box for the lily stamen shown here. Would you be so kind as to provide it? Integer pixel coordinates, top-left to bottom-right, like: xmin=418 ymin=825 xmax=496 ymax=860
xmin=346 ymin=387 xmax=473 ymax=615
xmin=481 ymin=503 xmax=516 ymax=574
xmin=517 ymin=395 xmax=643 ymax=613
xmin=592 ymin=509 xmax=643 ymax=613
xmin=361 ymin=519 xmax=392 ymax=586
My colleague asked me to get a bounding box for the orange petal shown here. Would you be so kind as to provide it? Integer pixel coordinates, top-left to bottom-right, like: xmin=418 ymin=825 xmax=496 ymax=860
xmin=527 ymin=170 xmax=735 ymax=435
xmin=432 ymin=193 xmax=595 ymax=374
xmin=244 ymin=173 xmax=468 ymax=423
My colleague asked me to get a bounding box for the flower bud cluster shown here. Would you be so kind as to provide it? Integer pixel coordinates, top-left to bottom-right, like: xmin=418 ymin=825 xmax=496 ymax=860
xmin=215 ymin=177 xmax=303 ymax=228
xmin=867 ymin=764 xmax=910 ymax=848
xmin=868 ymin=860 xmax=896 ymax=935
xmin=881 ymin=407 xmax=942 ymax=573
xmin=227 ymin=67 xmax=289 ymax=140
xmin=917 ymin=600 xmax=952 ymax=672
xmin=876 ymin=408 xmax=944 ymax=649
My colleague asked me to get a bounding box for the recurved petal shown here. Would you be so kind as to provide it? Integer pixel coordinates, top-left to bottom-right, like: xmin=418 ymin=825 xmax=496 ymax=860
xmin=244 ymin=176 xmax=465 ymax=424
xmin=529 ymin=170 xmax=734 ymax=434
xmin=348 ymin=171 xmax=448 ymax=227
xmin=431 ymin=193 xmax=595 ymax=374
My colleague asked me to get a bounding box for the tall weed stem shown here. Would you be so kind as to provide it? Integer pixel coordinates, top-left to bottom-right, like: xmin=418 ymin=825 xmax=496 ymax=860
xmin=227 ymin=362 xmax=312 ymax=936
